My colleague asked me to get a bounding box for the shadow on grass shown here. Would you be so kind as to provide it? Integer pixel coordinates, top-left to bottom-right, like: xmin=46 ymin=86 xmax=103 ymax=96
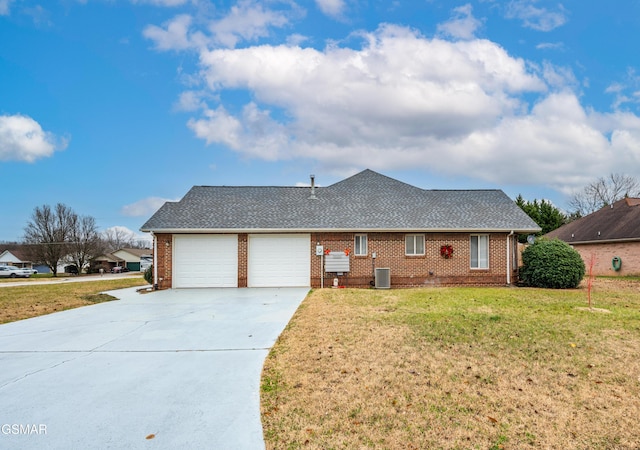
xmin=81 ymin=293 xmax=118 ymax=303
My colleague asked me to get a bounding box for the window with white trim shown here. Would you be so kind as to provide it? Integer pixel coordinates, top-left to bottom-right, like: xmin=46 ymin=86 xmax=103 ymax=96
xmin=354 ymin=234 xmax=368 ymax=256
xmin=470 ymin=235 xmax=489 ymax=269
xmin=405 ymin=234 xmax=425 ymax=255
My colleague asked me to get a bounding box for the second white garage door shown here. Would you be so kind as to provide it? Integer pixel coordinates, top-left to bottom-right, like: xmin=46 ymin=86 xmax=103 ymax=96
xmin=248 ymin=234 xmax=310 ymax=287
xmin=173 ymin=235 xmax=238 ymax=288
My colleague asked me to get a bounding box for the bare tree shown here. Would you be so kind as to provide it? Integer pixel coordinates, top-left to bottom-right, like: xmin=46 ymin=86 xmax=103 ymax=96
xmin=569 ymin=173 xmax=640 ymax=217
xmin=24 ymin=204 xmax=76 ymax=277
xmin=68 ymin=215 xmax=105 ymax=274
xmin=102 ymin=227 xmax=136 ymax=253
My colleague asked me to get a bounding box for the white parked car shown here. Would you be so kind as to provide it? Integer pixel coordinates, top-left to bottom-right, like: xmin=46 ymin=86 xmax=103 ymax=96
xmin=0 ymin=266 xmax=32 ymax=278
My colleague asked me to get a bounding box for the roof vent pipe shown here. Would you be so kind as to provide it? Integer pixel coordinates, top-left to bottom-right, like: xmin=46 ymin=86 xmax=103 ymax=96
xmin=309 ymin=174 xmax=317 ymax=199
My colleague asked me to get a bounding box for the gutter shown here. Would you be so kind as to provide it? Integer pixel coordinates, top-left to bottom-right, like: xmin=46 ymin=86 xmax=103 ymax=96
xmin=507 ymin=230 xmax=514 ymax=285
xmin=563 ymin=237 xmax=640 ymax=245
xmin=151 ymin=232 xmax=158 ymax=289
xmin=140 ymin=227 xmax=542 ymax=234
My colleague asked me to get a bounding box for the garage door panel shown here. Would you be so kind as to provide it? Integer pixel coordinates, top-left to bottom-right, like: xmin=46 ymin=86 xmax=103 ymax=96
xmin=248 ymin=234 xmax=310 ymax=287
xmin=173 ymin=235 xmax=238 ymax=288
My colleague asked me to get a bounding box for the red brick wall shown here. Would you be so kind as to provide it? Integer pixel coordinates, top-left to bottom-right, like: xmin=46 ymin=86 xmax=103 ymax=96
xmin=238 ymin=234 xmax=248 ymax=287
xmin=154 ymin=233 xmax=173 ymax=290
xmin=310 ymin=232 xmax=515 ymax=288
xmin=154 ymin=232 xmax=518 ymax=290
xmin=571 ymin=241 xmax=640 ymax=276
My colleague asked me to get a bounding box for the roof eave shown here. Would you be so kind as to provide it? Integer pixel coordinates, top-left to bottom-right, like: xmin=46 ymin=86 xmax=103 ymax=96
xmin=559 ymin=236 xmax=640 ymax=245
xmin=140 ymin=227 xmax=541 ymax=234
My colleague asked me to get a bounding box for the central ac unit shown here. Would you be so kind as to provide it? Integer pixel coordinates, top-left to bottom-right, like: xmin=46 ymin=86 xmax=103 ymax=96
xmin=375 ymin=268 xmax=390 ymax=289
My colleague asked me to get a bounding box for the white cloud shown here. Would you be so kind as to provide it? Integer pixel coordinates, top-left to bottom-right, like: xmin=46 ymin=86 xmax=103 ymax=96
xmin=173 ymin=90 xmax=207 ymax=112
xmin=176 ymin=23 xmax=640 ymax=193
xmin=0 ymin=114 xmax=67 ymax=162
xmin=208 ymin=0 xmax=290 ymax=48
xmin=144 ymin=2 xmax=292 ymax=51
xmin=286 ymin=33 xmax=308 ymax=46
xmin=604 ymin=70 xmax=640 ymax=110
xmin=505 ymin=0 xmax=567 ymax=31
xmin=315 ymin=0 xmax=345 ymax=19
xmin=437 ymin=4 xmax=482 ymax=40
xmin=605 ymin=82 xmax=625 ymax=94
xmin=187 ymin=105 xmax=243 ymax=149
xmin=121 ymin=197 xmax=177 ymax=217
xmin=0 ymin=0 xmax=14 ymax=16
xmin=536 ymin=42 xmax=564 ymax=50
xmin=541 ymin=61 xmax=577 ymax=89
xmin=187 ymin=102 xmax=290 ymax=160
xmin=197 ymin=24 xmax=544 ymax=141
xmin=143 ymin=14 xmax=200 ymax=51
xmin=453 ymin=92 xmax=614 ymax=189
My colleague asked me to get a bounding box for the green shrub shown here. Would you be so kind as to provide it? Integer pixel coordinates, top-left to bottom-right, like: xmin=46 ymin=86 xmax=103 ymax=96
xmin=143 ymin=265 xmax=153 ymax=285
xmin=520 ymin=239 xmax=585 ymax=289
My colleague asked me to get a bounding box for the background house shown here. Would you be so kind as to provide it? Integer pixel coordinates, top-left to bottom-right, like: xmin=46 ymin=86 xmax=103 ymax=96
xmin=141 ymin=170 xmax=540 ymax=289
xmin=0 ymin=248 xmax=33 ymax=269
xmin=545 ymin=198 xmax=640 ymax=276
xmin=0 ymin=246 xmax=77 ymax=274
xmin=93 ymin=248 xmax=152 ymax=272
xmin=111 ymin=248 xmax=152 ymax=272
xmin=0 ymin=245 xmax=48 ymax=272
xmin=92 ymin=253 xmax=124 ymax=273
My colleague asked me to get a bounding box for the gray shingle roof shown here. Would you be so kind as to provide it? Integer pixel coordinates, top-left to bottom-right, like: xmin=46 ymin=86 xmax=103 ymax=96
xmin=545 ymin=198 xmax=640 ymax=243
xmin=140 ymin=169 xmax=540 ymax=232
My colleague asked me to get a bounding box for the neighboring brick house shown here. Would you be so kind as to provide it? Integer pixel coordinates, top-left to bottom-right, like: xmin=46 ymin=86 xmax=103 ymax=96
xmin=141 ymin=170 xmax=540 ymax=289
xmin=545 ymin=198 xmax=640 ymax=276
xmin=112 ymin=248 xmax=153 ymax=272
xmin=93 ymin=248 xmax=153 ymax=272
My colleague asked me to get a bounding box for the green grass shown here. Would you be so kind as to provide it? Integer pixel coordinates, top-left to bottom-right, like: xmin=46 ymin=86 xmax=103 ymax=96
xmin=261 ymin=280 xmax=640 ymax=449
xmin=390 ymin=287 xmax=640 ymax=355
xmin=0 ymin=277 xmax=148 ymax=323
xmin=0 ymin=272 xmax=99 ymax=282
xmin=0 ymin=273 xmax=52 ymax=282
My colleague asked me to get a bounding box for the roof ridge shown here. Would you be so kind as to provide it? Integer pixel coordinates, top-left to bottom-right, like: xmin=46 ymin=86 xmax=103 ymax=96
xmin=192 ymin=185 xmax=306 ymax=188
xmin=427 ymin=189 xmax=502 ymax=192
xmin=140 ymin=170 xmax=541 ymax=233
xmin=327 ymin=168 xmax=424 ymax=191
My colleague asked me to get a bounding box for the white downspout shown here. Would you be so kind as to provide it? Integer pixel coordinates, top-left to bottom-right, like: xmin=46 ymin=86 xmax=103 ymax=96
xmin=152 ymin=232 xmax=158 ymax=289
xmin=507 ymin=231 xmax=514 ymax=285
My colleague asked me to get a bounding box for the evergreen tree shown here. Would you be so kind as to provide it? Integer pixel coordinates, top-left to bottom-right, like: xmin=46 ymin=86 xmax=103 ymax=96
xmin=515 ymin=195 xmax=567 ymax=243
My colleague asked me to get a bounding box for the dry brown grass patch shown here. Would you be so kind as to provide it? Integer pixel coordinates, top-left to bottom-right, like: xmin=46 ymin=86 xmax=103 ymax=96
xmin=0 ymin=277 xmax=147 ymax=324
xmin=262 ymin=279 xmax=640 ymax=449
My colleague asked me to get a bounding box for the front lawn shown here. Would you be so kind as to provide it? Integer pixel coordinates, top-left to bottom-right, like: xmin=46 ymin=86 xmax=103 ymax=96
xmin=0 ymin=277 xmax=148 ymax=324
xmin=261 ymin=279 xmax=640 ymax=449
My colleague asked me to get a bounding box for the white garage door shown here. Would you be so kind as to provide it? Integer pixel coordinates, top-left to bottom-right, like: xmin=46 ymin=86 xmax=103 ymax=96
xmin=173 ymin=235 xmax=238 ymax=288
xmin=248 ymin=234 xmax=310 ymax=287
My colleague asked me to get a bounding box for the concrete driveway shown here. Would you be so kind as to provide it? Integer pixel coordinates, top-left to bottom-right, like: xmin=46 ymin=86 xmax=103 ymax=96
xmin=0 ymin=287 xmax=308 ymax=449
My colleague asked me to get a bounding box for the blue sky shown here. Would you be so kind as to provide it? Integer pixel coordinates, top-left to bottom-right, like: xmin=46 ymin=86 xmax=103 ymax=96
xmin=1 ymin=0 xmax=640 ymax=243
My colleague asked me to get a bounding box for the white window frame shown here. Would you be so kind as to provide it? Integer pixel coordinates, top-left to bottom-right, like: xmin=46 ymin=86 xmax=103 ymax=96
xmin=354 ymin=234 xmax=368 ymax=256
xmin=405 ymin=234 xmax=425 ymax=256
xmin=470 ymin=234 xmax=489 ymax=269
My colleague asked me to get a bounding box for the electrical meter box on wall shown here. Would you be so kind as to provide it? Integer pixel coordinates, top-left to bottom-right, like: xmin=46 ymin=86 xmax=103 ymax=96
xmin=315 ymin=245 xmax=324 ymax=256
xmin=325 ymin=251 xmax=350 ymax=272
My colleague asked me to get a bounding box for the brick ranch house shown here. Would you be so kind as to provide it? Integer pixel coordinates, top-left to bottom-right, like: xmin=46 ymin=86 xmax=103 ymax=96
xmin=545 ymin=197 xmax=640 ymax=276
xmin=141 ymin=170 xmax=540 ymax=289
